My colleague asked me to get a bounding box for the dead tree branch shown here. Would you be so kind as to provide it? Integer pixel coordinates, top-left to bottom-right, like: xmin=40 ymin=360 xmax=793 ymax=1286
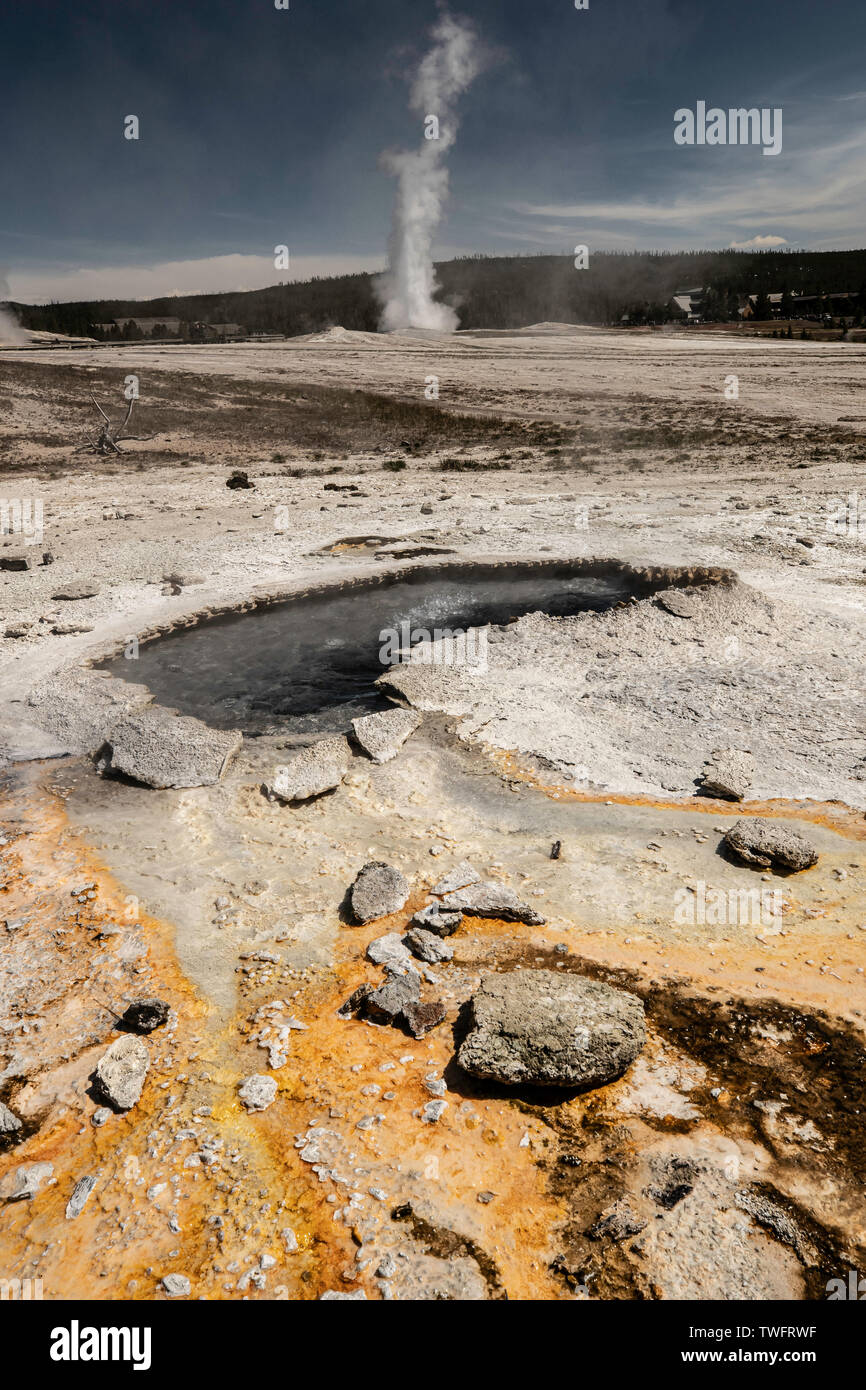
xmin=75 ymin=387 xmax=159 ymax=455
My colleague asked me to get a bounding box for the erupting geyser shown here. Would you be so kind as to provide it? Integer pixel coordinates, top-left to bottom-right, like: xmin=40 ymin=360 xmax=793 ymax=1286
xmin=377 ymin=13 xmax=482 ymax=333
xmin=0 ymin=274 xmax=26 ymax=346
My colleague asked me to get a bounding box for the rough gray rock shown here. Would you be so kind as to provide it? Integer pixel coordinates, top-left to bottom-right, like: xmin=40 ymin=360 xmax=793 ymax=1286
xmin=735 ymin=1189 xmax=815 ymax=1264
xmin=0 ymin=1162 xmax=53 ymax=1201
xmin=121 ymin=997 xmax=170 ymax=1033
xmin=0 ymin=554 xmax=32 ymax=571
xmin=337 ymin=984 xmax=372 ymax=1019
xmin=366 ymin=932 xmax=417 ymax=973
xmin=431 ymin=861 xmax=480 ymax=895
xmin=411 ymin=903 xmax=463 ymax=937
xmin=699 ymin=749 xmax=755 ymax=801
xmin=654 ymin=588 xmax=702 ymax=618
xmin=352 ymin=707 xmax=422 ymax=763
xmin=724 ymin=817 xmax=819 ymax=871
xmin=440 ymin=881 xmax=545 ymax=926
xmin=404 ymin=928 xmax=453 ymax=964
xmin=238 ymin=1074 xmax=277 ymax=1112
xmin=27 ymin=668 xmax=154 ymax=757
xmin=163 ymin=572 xmax=205 ymax=591
xmin=363 ymin=973 xmax=420 ymax=1024
xmin=351 ymin=861 xmax=410 ymax=923
xmin=267 ymin=736 xmax=352 ymax=802
xmin=320 ymin=1289 xmax=367 ymax=1300
xmin=99 ymin=708 xmax=242 ymax=789
xmin=0 ymin=1100 xmax=22 ymax=1134
xmin=51 ymin=583 xmax=100 ymax=600
xmin=403 ymin=999 xmax=447 ymax=1038
xmin=94 ymin=1034 xmax=149 ymax=1110
xmin=457 ymin=970 xmax=646 ymax=1089
xmin=589 ymin=1198 xmax=647 ymax=1241
xmin=51 ymin=620 xmax=94 ymax=635
xmin=162 ymin=1273 xmax=191 ymax=1298
xmin=65 ymin=1175 xmax=97 ymax=1220
xmin=420 ymin=1100 xmax=447 ymax=1123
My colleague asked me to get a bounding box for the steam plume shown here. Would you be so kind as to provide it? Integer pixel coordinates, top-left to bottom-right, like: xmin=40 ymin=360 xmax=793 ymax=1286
xmin=0 ymin=275 xmax=26 ymax=346
xmin=377 ymin=13 xmax=482 ymax=333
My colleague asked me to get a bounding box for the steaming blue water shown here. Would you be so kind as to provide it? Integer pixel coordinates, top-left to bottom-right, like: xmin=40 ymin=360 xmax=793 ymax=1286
xmin=99 ymin=565 xmax=635 ymax=740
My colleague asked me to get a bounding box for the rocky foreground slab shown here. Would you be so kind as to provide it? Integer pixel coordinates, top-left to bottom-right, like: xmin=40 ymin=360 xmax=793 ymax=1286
xmin=458 ymin=970 xmax=646 ymax=1088
xmin=266 ymin=735 xmax=353 ymax=802
xmin=724 ymin=817 xmax=819 ymax=871
xmin=351 ymin=707 xmax=422 ymax=763
xmin=98 ymin=708 xmax=242 ymax=789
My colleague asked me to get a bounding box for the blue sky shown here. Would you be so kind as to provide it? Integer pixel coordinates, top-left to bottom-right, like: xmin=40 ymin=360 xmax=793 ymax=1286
xmin=3 ymin=0 xmax=865 ymax=302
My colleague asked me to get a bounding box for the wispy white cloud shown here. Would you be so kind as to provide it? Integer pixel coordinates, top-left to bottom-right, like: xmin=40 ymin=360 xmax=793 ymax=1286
xmin=10 ymin=253 xmax=386 ymax=305
xmin=508 ymin=125 xmax=866 ymax=249
xmin=729 ymin=234 xmax=788 ymax=248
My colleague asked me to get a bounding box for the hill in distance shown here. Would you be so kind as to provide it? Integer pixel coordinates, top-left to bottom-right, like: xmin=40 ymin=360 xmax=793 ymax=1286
xmin=10 ymin=248 xmax=866 ymax=339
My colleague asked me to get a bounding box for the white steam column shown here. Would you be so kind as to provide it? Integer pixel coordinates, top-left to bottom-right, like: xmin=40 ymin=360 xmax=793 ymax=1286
xmin=377 ymin=13 xmax=482 ymax=333
xmin=0 ymin=276 xmax=26 ymax=346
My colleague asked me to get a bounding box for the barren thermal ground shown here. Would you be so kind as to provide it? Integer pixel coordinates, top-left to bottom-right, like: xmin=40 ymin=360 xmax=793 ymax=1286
xmin=0 ymin=326 xmax=864 ymax=1302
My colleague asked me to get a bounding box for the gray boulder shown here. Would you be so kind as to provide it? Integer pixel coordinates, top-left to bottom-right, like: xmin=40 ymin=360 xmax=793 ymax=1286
xmin=655 ymin=588 xmax=701 ymax=618
xmin=99 ymin=708 xmax=241 ymax=789
xmin=366 ymin=932 xmax=416 ymax=973
xmin=51 ymin=583 xmax=100 ymax=600
xmin=267 ymin=736 xmax=352 ymax=802
xmin=363 ymin=973 xmax=420 ymax=1024
xmin=724 ymin=817 xmax=818 ymax=871
xmin=431 ymin=861 xmax=480 ymax=895
xmin=351 ymin=861 xmax=409 ymax=923
xmin=27 ymin=668 xmax=154 ymax=757
xmin=457 ymin=970 xmax=646 ymax=1089
xmin=94 ymin=1034 xmax=149 ymax=1110
xmin=352 ymin=707 xmax=422 ymax=763
xmin=337 ymin=984 xmax=372 ymax=1019
xmin=699 ymin=749 xmax=755 ymax=801
xmin=163 ymin=572 xmax=205 ymax=592
xmin=411 ymin=903 xmax=463 ymax=937
xmin=238 ymin=1074 xmax=277 ymax=1112
xmin=0 ymin=1101 xmax=22 ymax=1134
xmin=162 ymin=1274 xmax=191 ymax=1298
xmin=441 ymin=881 xmax=545 ymax=926
xmin=403 ymin=1000 xmax=447 ymax=1038
xmin=404 ymin=928 xmax=453 ymax=964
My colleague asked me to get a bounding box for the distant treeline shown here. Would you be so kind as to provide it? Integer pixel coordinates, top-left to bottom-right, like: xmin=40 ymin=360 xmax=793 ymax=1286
xmin=12 ymin=248 xmax=866 ymax=338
